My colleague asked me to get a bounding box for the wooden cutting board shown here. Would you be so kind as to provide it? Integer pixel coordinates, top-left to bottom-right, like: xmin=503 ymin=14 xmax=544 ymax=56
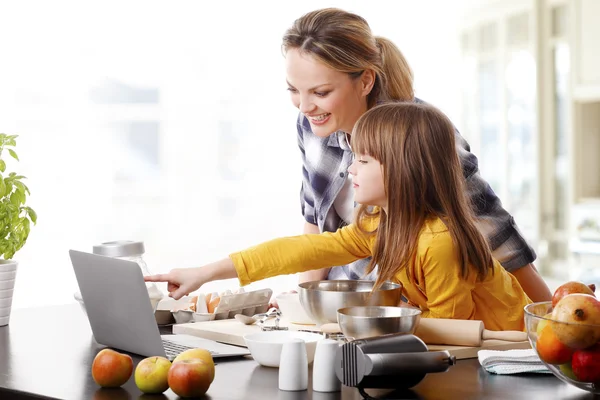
xmin=172 ymin=319 xmax=531 ymax=360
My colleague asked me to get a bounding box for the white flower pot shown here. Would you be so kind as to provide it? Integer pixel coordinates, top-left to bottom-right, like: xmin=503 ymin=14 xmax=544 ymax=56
xmin=0 ymin=259 xmax=18 ymax=326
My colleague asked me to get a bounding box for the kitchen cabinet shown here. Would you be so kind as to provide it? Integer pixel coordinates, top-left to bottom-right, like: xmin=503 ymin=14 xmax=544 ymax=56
xmin=460 ymin=0 xmax=600 ymax=280
xmin=572 ymin=0 xmax=600 ymax=101
xmin=459 ymin=0 xmax=540 ymax=255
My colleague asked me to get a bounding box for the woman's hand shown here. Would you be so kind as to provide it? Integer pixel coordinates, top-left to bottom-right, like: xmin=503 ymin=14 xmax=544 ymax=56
xmin=145 ymin=267 xmax=205 ymax=300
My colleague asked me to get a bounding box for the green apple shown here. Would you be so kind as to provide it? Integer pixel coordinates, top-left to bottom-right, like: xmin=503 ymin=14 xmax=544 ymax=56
xmin=134 ymin=356 xmax=172 ymax=394
xmin=559 ymin=362 xmax=577 ymax=380
xmin=536 ymin=313 xmax=552 ymax=337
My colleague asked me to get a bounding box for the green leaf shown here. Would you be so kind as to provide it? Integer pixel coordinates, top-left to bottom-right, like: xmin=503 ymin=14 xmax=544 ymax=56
xmin=25 ymin=207 xmax=37 ymax=224
xmin=14 ymin=181 xmax=26 ymax=195
xmin=10 ymin=192 xmax=20 ymax=207
xmin=0 ymin=160 xmax=5 ymax=173
xmin=8 ymin=149 xmax=18 ymax=161
xmin=0 ymin=179 xmax=5 ymax=198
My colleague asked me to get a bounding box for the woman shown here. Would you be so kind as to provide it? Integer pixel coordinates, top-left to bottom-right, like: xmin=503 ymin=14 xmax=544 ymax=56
xmin=283 ymin=8 xmax=550 ymax=301
xmin=146 ymin=102 xmax=532 ymax=330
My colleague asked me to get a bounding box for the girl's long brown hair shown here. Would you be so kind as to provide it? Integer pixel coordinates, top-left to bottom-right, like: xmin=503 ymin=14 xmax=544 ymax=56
xmin=351 ymin=103 xmax=494 ymax=289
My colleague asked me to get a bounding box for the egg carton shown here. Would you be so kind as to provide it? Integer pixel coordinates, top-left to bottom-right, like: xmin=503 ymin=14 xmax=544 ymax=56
xmin=212 ymin=288 xmax=273 ymax=320
xmin=156 ymin=288 xmax=273 ymax=324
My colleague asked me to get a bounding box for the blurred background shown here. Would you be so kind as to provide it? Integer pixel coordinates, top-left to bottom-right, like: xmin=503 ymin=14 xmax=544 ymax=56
xmin=1 ymin=0 xmax=599 ymax=308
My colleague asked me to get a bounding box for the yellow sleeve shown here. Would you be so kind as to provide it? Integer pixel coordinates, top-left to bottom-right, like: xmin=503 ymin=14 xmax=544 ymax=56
xmin=416 ymin=233 xmax=477 ymax=319
xmin=230 ymin=223 xmax=373 ymax=286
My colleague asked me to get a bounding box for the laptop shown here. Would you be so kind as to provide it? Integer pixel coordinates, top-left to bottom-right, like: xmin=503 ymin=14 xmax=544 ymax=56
xmin=69 ymin=249 xmax=250 ymax=360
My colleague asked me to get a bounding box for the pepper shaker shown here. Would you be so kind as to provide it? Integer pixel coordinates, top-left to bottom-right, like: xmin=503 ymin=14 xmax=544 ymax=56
xmin=312 ymin=339 xmax=341 ymax=392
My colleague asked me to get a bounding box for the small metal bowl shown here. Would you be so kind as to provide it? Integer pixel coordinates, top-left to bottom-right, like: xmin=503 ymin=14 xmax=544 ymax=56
xmin=337 ymin=306 xmax=422 ymax=340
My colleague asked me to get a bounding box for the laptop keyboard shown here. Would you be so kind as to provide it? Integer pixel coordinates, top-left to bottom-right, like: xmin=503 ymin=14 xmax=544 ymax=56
xmin=162 ymin=339 xmax=218 ymax=360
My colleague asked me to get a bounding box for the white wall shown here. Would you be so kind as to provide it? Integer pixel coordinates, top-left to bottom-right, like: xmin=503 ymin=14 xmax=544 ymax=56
xmin=0 ymin=0 xmax=467 ymax=309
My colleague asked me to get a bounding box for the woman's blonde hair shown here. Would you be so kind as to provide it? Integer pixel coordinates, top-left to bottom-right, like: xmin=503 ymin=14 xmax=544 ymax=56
xmin=282 ymin=8 xmax=414 ymax=108
xmin=351 ymin=103 xmax=494 ymax=290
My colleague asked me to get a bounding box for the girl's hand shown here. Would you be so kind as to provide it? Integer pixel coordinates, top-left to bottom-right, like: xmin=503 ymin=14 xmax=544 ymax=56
xmin=144 ymin=258 xmax=239 ymax=300
xmin=145 ymin=267 xmax=205 ymax=300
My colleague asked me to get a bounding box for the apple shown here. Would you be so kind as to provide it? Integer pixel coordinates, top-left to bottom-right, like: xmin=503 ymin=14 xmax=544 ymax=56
xmin=559 ymin=363 xmax=577 ymax=380
xmin=536 ymin=325 xmax=574 ymax=365
xmin=572 ymin=344 xmax=600 ymax=383
xmin=91 ymin=349 xmax=133 ymax=388
xmin=536 ymin=313 xmax=552 ymax=336
xmin=173 ymin=348 xmax=215 ymax=383
xmin=551 ymin=294 xmax=600 ymax=349
xmin=168 ymin=359 xmax=212 ymax=398
xmin=134 ymin=356 xmax=172 ymax=394
xmin=552 ymin=281 xmax=596 ymax=307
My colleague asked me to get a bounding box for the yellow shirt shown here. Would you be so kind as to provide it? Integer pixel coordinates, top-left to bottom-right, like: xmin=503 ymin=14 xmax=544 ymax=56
xmin=230 ymin=217 xmax=531 ymax=331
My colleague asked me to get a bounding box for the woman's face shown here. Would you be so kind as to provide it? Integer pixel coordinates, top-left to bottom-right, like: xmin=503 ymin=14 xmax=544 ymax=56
xmin=347 ymin=153 xmax=386 ymax=209
xmin=285 ymin=49 xmax=373 ymax=137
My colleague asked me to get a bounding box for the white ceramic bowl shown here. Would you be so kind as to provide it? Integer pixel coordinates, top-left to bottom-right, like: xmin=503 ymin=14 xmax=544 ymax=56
xmin=243 ymin=330 xmax=324 ymax=368
xmin=276 ymin=292 xmax=314 ymax=325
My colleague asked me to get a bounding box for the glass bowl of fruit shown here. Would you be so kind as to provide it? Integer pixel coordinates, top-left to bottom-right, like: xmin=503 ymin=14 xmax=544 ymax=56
xmin=524 ymin=284 xmax=600 ymax=394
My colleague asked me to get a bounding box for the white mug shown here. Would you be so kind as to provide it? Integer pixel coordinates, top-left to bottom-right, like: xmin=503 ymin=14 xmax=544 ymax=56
xmin=312 ymin=339 xmax=341 ymax=392
xmin=279 ymin=338 xmax=308 ymax=391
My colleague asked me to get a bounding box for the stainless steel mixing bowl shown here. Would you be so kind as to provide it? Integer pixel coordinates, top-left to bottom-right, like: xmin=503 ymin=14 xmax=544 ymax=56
xmin=337 ymin=306 xmax=422 ymax=340
xmin=298 ymin=280 xmax=403 ymax=325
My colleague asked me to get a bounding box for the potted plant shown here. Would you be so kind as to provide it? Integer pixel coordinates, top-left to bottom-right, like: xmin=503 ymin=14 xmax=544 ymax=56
xmin=0 ymin=134 xmax=37 ymax=326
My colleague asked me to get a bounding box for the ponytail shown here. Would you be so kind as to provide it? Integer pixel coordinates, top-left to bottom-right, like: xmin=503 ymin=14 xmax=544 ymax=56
xmin=374 ymin=36 xmax=414 ymax=102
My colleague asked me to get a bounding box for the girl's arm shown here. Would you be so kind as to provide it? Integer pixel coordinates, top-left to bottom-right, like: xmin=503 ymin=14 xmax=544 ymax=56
xmin=231 ymin=224 xmax=372 ymax=286
xmin=144 ymin=258 xmax=237 ymax=300
xmin=298 ymin=222 xmax=331 ymax=283
xmin=146 ymin=224 xmax=373 ymax=299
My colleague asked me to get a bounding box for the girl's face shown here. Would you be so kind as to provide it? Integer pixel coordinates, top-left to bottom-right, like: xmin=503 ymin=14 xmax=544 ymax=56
xmin=348 ymin=153 xmax=386 ymax=208
xmin=285 ymin=48 xmax=374 ymax=137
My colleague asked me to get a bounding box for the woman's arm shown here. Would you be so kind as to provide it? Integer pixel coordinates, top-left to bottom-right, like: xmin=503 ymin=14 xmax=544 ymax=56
xmin=453 ymin=130 xmax=547 ymax=300
xmin=510 ymin=263 xmax=552 ymax=302
xmin=298 ymin=222 xmax=331 ymax=283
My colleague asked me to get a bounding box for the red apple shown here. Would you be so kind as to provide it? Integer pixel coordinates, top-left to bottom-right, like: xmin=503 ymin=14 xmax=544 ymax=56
xmin=167 ymin=359 xmax=212 ymax=398
xmin=134 ymin=356 xmax=172 ymax=394
xmin=552 ymin=281 xmax=596 ymax=307
xmin=572 ymin=344 xmax=600 ymax=383
xmin=551 ymin=294 xmax=600 ymax=349
xmin=173 ymin=348 xmax=215 ymax=383
xmin=91 ymin=349 xmax=133 ymax=388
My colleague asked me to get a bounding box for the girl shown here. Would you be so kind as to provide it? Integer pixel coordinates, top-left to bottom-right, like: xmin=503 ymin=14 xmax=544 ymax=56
xmin=282 ymin=8 xmax=551 ymax=302
xmin=146 ymin=103 xmax=531 ymax=331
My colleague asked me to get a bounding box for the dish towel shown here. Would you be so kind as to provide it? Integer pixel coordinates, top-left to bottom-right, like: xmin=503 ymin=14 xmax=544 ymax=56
xmin=478 ymin=349 xmax=551 ymax=375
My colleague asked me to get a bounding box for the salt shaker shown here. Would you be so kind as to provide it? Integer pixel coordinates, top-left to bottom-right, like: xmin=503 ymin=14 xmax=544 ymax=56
xmin=312 ymin=339 xmax=341 ymax=392
xmin=278 ymin=339 xmax=308 ymax=391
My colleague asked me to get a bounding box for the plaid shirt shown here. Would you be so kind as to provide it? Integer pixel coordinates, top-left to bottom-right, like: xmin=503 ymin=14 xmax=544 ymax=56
xmin=297 ymin=99 xmax=536 ymax=280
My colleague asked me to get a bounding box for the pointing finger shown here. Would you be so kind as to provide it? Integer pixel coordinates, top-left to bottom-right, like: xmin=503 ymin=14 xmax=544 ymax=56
xmin=144 ymin=274 xmax=169 ymax=282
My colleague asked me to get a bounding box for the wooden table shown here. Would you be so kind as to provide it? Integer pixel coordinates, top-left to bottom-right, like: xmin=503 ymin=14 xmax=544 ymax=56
xmin=0 ymin=304 xmax=597 ymax=400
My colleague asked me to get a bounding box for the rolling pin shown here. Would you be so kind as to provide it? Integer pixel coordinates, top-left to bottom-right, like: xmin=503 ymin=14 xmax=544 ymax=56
xmin=414 ymin=319 xmax=527 ymax=347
